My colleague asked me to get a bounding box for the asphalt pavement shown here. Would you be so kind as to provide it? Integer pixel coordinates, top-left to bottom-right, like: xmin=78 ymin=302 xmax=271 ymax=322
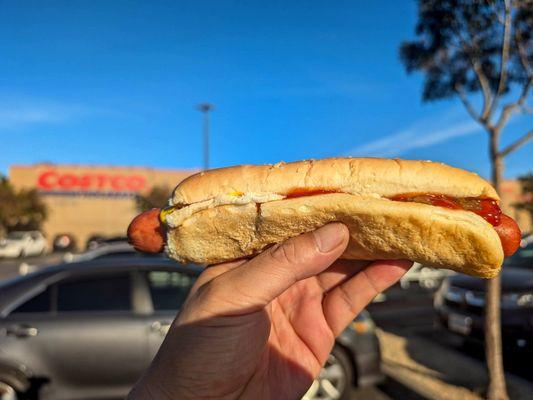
xmin=368 ymin=285 xmax=533 ymax=399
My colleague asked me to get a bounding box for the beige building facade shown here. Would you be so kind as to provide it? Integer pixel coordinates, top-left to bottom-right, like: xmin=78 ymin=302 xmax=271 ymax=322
xmin=9 ymin=164 xmax=195 ymax=248
xmin=500 ymin=180 xmax=531 ymax=234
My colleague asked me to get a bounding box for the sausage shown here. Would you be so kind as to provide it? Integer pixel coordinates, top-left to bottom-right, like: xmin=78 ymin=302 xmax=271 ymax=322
xmin=127 ymin=208 xmax=165 ymax=253
xmin=494 ymin=214 xmax=521 ymax=257
xmin=127 ymin=207 xmax=521 ymax=259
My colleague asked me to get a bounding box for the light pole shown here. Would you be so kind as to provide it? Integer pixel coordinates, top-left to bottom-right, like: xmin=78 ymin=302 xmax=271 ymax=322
xmin=197 ymin=103 xmax=214 ymax=170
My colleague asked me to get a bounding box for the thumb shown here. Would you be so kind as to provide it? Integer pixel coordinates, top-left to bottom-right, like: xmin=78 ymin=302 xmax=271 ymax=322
xmin=208 ymin=223 xmax=349 ymax=313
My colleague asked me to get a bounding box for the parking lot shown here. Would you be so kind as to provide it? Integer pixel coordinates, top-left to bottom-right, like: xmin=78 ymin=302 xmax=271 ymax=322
xmin=2 ymin=254 xmax=532 ymax=400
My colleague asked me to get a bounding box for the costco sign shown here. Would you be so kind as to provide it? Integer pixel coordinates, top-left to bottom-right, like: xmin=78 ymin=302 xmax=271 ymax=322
xmin=37 ymin=171 xmax=147 ymax=193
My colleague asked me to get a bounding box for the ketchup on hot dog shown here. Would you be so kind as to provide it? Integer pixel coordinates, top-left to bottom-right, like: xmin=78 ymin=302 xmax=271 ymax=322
xmin=391 ymin=193 xmax=519 ymax=256
xmin=284 ymin=190 xmax=521 ymax=256
xmin=390 ymin=194 xmax=502 ymax=226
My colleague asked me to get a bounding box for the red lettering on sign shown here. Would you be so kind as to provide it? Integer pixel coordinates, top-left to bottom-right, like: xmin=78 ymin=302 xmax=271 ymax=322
xmin=36 ymin=171 xmax=148 ymax=192
xmin=127 ymin=175 xmax=146 ymax=190
xmin=37 ymin=171 xmax=57 ymax=189
xmin=95 ymin=175 xmax=107 ymax=189
xmin=111 ymin=176 xmax=125 ymax=190
xmin=78 ymin=175 xmax=92 ymax=189
xmin=58 ymin=174 xmax=77 ymax=189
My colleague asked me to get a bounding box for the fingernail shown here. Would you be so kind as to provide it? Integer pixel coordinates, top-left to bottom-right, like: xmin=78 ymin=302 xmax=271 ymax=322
xmin=314 ymin=223 xmax=347 ymax=253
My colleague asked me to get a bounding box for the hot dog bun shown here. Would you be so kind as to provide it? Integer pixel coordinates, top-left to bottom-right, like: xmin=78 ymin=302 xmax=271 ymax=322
xmin=172 ymin=158 xmax=499 ymax=206
xmin=166 ymin=193 xmax=503 ymax=278
xmin=128 ymin=158 xmax=514 ymax=278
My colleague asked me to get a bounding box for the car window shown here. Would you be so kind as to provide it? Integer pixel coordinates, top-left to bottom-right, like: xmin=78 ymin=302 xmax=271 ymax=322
xmin=147 ymin=271 xmax=196 ymax=311
xmin=12 ymin=287 xmax=52 ymax=313
xmin=504 ymin=243 xmax=533 ymax=269
xmin=57 ymin=273 xmax=131 ymax=312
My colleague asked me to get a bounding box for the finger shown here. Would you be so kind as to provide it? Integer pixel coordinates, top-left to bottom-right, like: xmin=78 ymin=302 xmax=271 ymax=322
xmin=206 ymin=223 xmax=350 ymax=314
xmin=189 ymin=260 xmax=247 ymax=295
xmin=323 ymin=259 xmax=412 ymax=336
xmin=316 ymin=259 xmax=371 ymax=293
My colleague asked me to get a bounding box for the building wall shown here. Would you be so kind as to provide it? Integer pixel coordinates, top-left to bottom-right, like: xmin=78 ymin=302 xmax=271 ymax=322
xmin=9 ymin=164 xmax=196 ymax=248
xmin=500 ymin=180 xmax=531 ymax=234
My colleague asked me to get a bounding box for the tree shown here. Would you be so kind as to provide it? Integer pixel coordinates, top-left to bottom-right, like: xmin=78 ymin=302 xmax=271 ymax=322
xmin=135 ymin=185 xmax=172 ymax=213
xmin=0 ymin=176 xmax=48 ymax=235
xmin=400 ymin=1 xmax=532 ymax=399
xmin=514 ymin=173 xmax=533 ymax=219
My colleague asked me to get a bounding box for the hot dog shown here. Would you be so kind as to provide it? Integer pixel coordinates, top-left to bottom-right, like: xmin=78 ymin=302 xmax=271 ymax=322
xmin=127 ymin=208 xmax=166 ymax=253
xmin=128 ymin=158 xmax=521 ymax=278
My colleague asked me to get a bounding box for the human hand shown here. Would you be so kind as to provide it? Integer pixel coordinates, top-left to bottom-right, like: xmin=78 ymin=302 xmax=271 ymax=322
xmin=128 ymin=223 xmax=411 ymax=400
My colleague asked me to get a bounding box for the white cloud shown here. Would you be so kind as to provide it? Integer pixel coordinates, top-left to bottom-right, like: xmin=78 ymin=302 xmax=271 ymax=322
xmin=0 ymin=99 xmax=93 ymax=129
xmin=348 ymin=112 xmax=483 ymax=157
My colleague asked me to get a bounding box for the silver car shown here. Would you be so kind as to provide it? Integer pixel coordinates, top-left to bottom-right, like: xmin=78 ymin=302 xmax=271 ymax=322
xmin=0 ymin=256 xmax=383 ymax=400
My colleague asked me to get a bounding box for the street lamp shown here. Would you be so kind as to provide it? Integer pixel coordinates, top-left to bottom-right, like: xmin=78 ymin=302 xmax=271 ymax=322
xmin=197 ymin=103 xmax=214 ymax=170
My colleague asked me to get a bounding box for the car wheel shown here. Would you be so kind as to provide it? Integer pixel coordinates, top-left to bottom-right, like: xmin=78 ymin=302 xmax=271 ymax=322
xmin=302 ymin=346 xmax=352 ymax=400
xmin=0 ymin=382 xmax=17 ymax=400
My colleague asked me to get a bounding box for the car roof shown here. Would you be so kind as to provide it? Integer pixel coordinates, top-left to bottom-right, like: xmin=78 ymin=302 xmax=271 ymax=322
xmin=50 ymin=255 xmax=203 ymax=275
xmin=66 ymin=242 xmax=136 ymax=262
xmin=0 ymin=255 xmax=204 ymax=315
xmin=0 ymin=253 xmax=203 ymax=298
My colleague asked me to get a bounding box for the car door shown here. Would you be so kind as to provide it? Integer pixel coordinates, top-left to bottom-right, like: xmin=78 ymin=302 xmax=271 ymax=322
xmin=3 ymin=271 xmax=147 ymax=400
xmin=27 ymin=233 xmax=40 ymax=255
xmin=20 ymin=233 xmax=32 ymax=256
xmin=141 ymin=269 xmax=197 ymax=360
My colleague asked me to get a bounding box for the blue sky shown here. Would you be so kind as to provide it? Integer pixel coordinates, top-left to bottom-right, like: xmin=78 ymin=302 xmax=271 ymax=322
xmin=1 ymin=0 xmax=531 ymax=179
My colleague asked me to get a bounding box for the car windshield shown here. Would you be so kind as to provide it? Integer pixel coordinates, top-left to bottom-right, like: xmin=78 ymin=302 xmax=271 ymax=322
xmin=504 ymin=243 xmax=533 ymax=269
xmin=7 ymin=232 xmax=26 ymax=240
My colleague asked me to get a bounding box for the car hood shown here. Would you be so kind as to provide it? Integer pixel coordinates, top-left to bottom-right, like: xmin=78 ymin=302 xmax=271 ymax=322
xmin=450 ymin=267 xmax=533 ymax=293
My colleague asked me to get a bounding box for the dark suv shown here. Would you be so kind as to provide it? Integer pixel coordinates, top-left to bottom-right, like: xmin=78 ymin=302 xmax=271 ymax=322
xmin=0 ymin=256 xmax=383 ymax=400
xmin=434 ymin=242 xmax=533 ymax=350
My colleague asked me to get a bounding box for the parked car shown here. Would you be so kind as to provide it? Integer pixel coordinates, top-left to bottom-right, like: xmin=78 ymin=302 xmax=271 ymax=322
xmin=63 ymin=242 xmax=137 ymax=263
xmin=0 ymin=256 xmax=383 ymax=400
xmin=434 ymin=242 xmax=533 ymax=350
xmin=400 ymin=262 xmax=455 ymax=289
xmin=521 ymin=232 xmax=533 ymax=247
xmin=0 ymin=232 xmax=47 ymax=259
xmin=85 ymin=235 xmax=106 ymax=251
xmin=85 ymin=236 xmax=128 ymax=251
xmin=52 ymin=234 xmax=77 ymax=253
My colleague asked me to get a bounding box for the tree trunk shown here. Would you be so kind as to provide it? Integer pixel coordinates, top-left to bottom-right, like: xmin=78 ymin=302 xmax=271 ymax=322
xmin=486 ymin=130 xmax=508 ymax=400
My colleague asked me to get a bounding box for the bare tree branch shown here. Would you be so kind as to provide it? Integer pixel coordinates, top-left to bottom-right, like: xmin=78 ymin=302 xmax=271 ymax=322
xmin=492 ymin=0 xmax=513 ymax=112
xmin=454 ymin=84 xmax=482 ymax=122
xmin=499 ymin=130 xmax=533 ymax=158
xmin=451 ymin=22 xmax=494 ymax=123
xmin=496 ymin=0 xmax=512 ymax=95
xmin=516 ymin=29 xmax=533 ymax=77
xmin=465 ymin=48 xmax=494 ymax=122
xmin=495 ymin=79 xmax=532 ymax=132
xmin=488 ymin=0 xmax=506 ymax=24
xmin=476 ymin=64 xmax=495 ymax=122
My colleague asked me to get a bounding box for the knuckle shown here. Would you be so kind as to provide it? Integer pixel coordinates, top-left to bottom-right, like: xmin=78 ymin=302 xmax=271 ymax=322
xmin=269 ymin=239 xmax=300 ymax=265
xmin=194 ymin=279 xmax=222 ymax=303
xmin=336 ymin=284 xmax=360 ymax=316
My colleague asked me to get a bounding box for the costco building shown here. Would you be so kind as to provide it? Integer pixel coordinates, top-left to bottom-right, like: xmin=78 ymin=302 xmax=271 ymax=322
xmin=9 ymin=164 xmax=195 ymax=248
